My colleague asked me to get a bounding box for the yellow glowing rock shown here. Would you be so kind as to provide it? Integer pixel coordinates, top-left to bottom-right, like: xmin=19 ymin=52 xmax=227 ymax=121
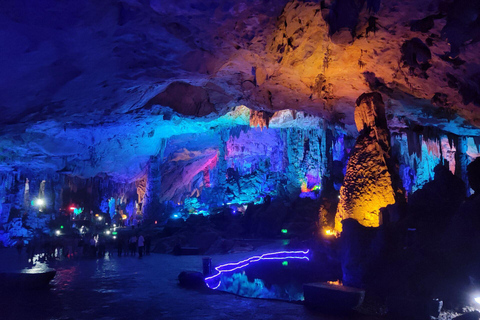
xmin=249 ymin=110 xmax=274 ymax=129
xmin=136 ymin=176 xmax=147 ymax=203
xmin=335 ymin=93 xmax=395 ymax=232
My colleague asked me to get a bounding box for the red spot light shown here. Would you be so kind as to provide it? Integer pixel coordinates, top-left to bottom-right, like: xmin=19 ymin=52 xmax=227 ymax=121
xmin=69 ymin=206 xmax=76 ymax=210
xmin=155 ymin=221 xmax=157 ymax=224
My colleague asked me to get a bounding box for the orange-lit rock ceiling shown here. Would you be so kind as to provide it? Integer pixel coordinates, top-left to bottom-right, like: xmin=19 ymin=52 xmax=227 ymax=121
xmin=1 ymin=0 xmax=480 ymax=197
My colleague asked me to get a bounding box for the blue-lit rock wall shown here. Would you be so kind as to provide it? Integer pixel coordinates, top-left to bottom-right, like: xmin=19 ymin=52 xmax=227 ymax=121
xmin=1 ymin=104 xmax=480 ymax=245
xmin=392 ymin=133 xmax=480 ymax=197
xmin=155 ymin=124 xmax=339 ymax=220
xmin=153 ymin=120 xmax=480 ymax=224
xmin=0 ymin=171 xmax=138 ymax=246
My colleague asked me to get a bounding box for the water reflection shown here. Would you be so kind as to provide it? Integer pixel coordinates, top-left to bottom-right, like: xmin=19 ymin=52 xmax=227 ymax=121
xmin=0 ymin=249 xmax=352 ymax=320
xmin=20 ymin=261 xmax=52 ymax=274
xmin=52 ymin=266 xmax=78 ymax=290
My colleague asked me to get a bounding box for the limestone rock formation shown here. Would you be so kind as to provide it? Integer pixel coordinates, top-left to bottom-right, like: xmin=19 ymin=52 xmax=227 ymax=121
xmin=1 ymin=0 xmax=480 ymax=182
xmin=335 ymin=92 xmax=395 ymax=232
xmin=142 ymin=155 xmax=162 ymax=221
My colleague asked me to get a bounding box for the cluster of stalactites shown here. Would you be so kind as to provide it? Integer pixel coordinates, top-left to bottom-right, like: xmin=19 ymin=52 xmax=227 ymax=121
xmin=392 ymin=128 xmax=480 ymax=195
xmin=249 ymin=110 xmax=275 ymax=129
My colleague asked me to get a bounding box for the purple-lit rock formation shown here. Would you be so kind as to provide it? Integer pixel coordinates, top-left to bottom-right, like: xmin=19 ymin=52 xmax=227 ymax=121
xmin=5 ymin=2 xmax=480 ymax=319
xmin=1 ymin=0 xmax=480 ymax=245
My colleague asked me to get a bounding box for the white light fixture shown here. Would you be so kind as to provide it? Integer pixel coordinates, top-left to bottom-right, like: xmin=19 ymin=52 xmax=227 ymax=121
xmin=55 ymin=230 xmax=61 ymax=236
xmin=105 ymin=230 xmax=111 ymax=235
xmin=35 ymin=198 xmax=45 ymax=206
xmin=98 ymin=216 xmax=103 ymax=221
xmin=474 ymin=297 xmax=480 ymax=304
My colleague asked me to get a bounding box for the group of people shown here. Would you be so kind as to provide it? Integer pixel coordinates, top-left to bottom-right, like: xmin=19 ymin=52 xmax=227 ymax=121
xmin=15 ymin=234 xmax=79 ymax=262
xmin=82 ymin=234 xmax=108 ymax=258
xmin=14 ymin=231 xmax=153 ymax=262
xmin=116 ymin=233 xmax=151 ymax=258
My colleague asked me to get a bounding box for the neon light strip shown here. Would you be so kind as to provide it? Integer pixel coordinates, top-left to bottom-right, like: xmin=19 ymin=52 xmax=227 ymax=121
xmin=210 ymin=281 xmax=221 ymax=290
xmin=204 ymin=250 xmax=309 ymax=289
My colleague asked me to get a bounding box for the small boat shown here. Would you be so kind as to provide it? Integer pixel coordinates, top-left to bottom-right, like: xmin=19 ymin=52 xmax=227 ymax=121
xmin=0 ymin=270 xmax=56 ymax=289
xmin=303 ymin=281 xmax=365 ymax=313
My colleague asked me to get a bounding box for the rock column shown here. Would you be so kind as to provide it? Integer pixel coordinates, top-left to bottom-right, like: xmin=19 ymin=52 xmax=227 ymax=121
xmin=335 ymin=92 xmax=396 ymax=232
xmin=142 ymin=155 xmax=162 ymax=221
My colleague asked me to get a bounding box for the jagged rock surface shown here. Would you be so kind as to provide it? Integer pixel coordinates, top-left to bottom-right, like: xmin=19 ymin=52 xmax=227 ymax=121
xmin=1 ymin=0 xmax=480 ymax=182
xmin=336 ymin=93 xmax=395 ymax=231
xmin=1 ymin=0 xmax=480 ymax=245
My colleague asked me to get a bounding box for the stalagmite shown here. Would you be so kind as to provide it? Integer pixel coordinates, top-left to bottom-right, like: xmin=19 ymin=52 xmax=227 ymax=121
xmin=142 ymin=155 xmax=162 ymax=221
xmin=455 ymin=136 xmax=470 ymax=194
xmin=136 ymin=177 xmax=147 ymax=205
xmin=335 ymin=92 xmax=396 ymax=232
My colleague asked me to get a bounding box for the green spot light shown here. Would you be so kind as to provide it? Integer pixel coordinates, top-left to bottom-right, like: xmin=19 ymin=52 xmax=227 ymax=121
xmin=282 ymin=261 xmax=288 ymax=266
xmin=60 ymin=225 xmax=64 ymax=229
xmin=281 ymin=229 xmax=288 ymax=234
xmin=112 ymin=231 xmax=117 ymax=235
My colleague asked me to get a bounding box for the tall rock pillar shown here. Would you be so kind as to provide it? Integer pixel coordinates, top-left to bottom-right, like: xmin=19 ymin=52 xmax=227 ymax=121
xmin=142 ymin=155 xmax=162 ymax=222
xmin=335 ymin=92 xmax=396 ymax=232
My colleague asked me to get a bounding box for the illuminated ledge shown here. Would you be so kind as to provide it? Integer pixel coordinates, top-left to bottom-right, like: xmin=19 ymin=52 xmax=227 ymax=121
xmin=204 ymin=250 xmax=310 ymax=290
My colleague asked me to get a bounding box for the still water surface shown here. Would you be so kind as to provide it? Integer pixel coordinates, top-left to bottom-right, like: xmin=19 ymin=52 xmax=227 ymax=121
xmin=0 ymin=248 xmax=377 ymax=320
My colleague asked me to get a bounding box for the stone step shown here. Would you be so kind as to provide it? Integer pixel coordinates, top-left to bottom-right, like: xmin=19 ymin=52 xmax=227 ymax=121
xmin=303 ymin=282 xmax=365 ymax=313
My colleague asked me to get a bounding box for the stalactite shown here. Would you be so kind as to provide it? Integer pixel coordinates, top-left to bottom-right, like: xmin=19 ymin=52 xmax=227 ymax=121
xmin=218 ymin=129 xmax=229 ymax=187
xmin=23 ymin=178 xmax=30 ymax=209
xmin=249 ymin=110 xmax=275 ymax=129
xmin=441 ymin=136 xmax=456 ymax=174
xmin=407 ymin=130 xmax=422 ymax=158
xmin=321 ymin=128 xmax=333 ymax=192
xmin=390 ymin=125 xmax=480 ymax=196
xmin=229 ymin=125 xmax=250 ymax=139
xmin=54 ymin=175 xmax=64 ymax=210
xmin=281 ymin=128 xmax=289 ymax=171
xmin=455 ymin=136 xmax=470 ymax=195
xmin=39 ymin=180 xmax=46 ymax=199
xmin=135 ymin=176 xmax=147 ymax=204
xmin=473 ymin=136 xmax=480 ymax=152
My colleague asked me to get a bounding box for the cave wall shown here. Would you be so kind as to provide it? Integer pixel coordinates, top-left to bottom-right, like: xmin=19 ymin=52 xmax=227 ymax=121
xmin=1 ymin=0 xmax=480 ymax=248
xmin=392 ymin=132 xmax=480 ymax=197
xmin=1 ymin=106 xmax=480 ymax=245
xmin=0 ymin=171 xmax=138 ymax=246
xmin=140 ymin=110 xmax=480 ymax=226
xmin=151 ymin=121 xmax=341 ymax=220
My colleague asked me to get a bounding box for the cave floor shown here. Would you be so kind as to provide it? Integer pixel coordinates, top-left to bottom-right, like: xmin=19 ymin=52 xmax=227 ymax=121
xmin=0 ymin=244 xmax=382 ymax=320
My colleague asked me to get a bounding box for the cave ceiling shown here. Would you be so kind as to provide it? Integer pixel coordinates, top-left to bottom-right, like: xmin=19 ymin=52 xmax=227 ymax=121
xmin=1 ymin=0 xmax=480 ymax=181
